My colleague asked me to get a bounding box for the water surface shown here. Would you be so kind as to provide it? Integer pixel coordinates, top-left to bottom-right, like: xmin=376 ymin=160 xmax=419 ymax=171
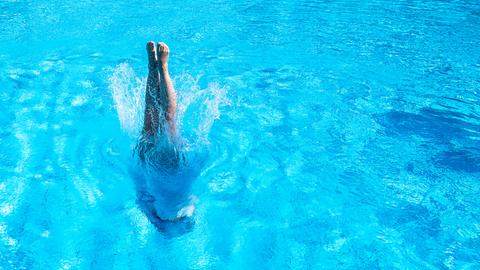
xmin=1 ymin=0 xmax=480 ymax=269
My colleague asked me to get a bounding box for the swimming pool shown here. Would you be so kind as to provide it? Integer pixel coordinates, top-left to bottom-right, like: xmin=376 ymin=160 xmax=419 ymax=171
xmin=1 ymin=0 xmax=480 ymax=268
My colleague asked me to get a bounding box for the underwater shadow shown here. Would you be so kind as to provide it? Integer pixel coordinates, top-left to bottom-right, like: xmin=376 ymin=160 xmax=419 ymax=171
xmin=376 ymin=108 xmax=480 ymax=143
xmin=376 ymin=108 xmax=480 ymax=173
xmin=432 ymin=148 xmax=480 ymax=173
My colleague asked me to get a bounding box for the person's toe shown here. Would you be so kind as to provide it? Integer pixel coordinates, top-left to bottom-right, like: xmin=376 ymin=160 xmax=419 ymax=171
xmin=157 ymin=42 xmax=169 ymax=63
xmin=146 ymin=41 xmax=157 ymax=69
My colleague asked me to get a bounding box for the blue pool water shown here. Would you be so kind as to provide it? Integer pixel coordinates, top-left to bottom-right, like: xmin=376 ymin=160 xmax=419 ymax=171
xmin=1 ymin=0 xmax=480 ymax=268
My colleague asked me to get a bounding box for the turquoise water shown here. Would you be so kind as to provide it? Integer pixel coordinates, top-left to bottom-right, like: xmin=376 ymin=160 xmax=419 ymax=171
xmin=1 ymin=0 xmax=480 ymax=269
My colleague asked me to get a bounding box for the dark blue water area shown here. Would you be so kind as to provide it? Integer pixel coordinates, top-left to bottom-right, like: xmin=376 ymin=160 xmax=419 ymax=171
xmin=377 ymin=107 xmax=480 ymax=172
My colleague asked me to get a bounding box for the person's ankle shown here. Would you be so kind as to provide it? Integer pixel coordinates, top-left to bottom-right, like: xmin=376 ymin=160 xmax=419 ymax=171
xmin=159 ymin=63 xmax=168 ymax=71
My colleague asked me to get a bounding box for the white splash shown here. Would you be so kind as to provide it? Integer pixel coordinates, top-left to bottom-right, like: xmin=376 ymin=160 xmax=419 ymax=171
xmin=108 ymin=63 xmax=146 ymax=138
xmin=108 ymin=63 xmax=228 ymax=145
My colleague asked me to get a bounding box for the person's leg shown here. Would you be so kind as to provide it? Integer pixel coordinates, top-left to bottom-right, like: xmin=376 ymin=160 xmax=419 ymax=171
xmin=142 ymin=41 xmax=161 ymax=137
xmin=157 ymin=42 xmax=177 ymax=139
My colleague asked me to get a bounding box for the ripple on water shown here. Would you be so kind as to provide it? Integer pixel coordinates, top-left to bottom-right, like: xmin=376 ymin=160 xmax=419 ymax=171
xmin=254 ymin=104 xmax=285 ymax=128
xmin=0 ymin=177 xmax=26 ymax=219
xmin=208 ymin=171 xmax=242 ymax=195
xmin=39 ymin=60 xmax=65 ymax=73
xmin=243 ymin=150 xmax=282 ymax=192
xmin=202 ymin=124 xmax=251 ymax=196
xmin=70 ymin=94 xmax=88 ymax=107
xmin=0 ymin=0 xmax=479 ymax=268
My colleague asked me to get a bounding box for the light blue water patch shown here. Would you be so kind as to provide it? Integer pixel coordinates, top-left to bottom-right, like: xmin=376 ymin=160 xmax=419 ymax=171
xmin=1 ymin=0 xmax=480 ymax=269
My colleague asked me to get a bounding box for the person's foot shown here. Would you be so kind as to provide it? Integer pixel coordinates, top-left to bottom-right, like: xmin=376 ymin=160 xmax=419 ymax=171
xmin=157 ymin=42 xmax=169 ymax=66
xmin=146 ymin=41 xmax=157 ymax=71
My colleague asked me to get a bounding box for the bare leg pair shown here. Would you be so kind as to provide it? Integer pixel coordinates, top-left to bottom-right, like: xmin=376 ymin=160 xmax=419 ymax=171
xmin=143 ymin=41 xmax=177 ymax=141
